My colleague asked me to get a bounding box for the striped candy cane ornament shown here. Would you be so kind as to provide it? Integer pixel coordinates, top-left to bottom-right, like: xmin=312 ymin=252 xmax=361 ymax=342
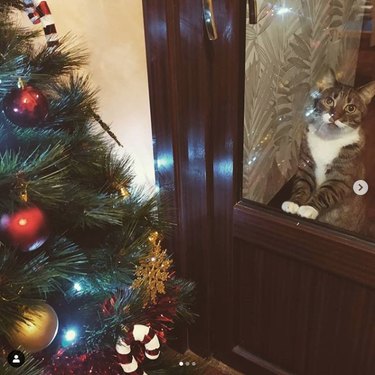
xmin=116 ymin=324 xmax=161 ymax=375
xmin=23 ymin=0 xmax=59 ymax=50
xmin=23 ymin=0 xmax=41 ymax=24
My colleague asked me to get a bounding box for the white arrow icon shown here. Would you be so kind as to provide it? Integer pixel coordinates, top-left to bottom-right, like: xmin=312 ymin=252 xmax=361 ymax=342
xmin=353 ymin=180 xmax=368 ymax=196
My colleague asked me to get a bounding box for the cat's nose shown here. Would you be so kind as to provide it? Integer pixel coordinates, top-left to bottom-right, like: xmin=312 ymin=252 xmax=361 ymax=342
xmin=329 ymin=111 xmax=340 ymax=121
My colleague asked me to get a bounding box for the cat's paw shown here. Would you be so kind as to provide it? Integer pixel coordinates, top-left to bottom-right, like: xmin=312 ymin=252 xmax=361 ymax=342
xmin=297 ymin=205 xmax=319 ymax=220
xmin=281 ymin=201 xmax=299 ymax=214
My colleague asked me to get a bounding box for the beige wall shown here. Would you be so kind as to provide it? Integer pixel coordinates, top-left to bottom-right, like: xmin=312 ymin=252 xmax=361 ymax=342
xmin=21 ymin=1 xmax=155 ymax=188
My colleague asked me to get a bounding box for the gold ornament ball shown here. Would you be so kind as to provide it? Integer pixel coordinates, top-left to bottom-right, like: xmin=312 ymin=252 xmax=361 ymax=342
xmin=9 ymin=303 xmax=59 ymax=353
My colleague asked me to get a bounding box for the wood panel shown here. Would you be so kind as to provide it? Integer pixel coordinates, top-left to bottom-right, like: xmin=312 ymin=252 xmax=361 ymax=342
xmin=226 ymin=204 xmax=375 ymax=374
xmin=234 ymin=203 xmax=375 ymax=288
xmin=232 ymin=236 xmax=375 ymax=375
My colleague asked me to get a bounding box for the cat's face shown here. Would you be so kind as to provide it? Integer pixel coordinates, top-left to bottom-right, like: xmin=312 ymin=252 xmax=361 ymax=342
xmin=317 ymin=86 xmax=367 ymax=130
xmin=314 ymin=70 xmax=375 ymax=132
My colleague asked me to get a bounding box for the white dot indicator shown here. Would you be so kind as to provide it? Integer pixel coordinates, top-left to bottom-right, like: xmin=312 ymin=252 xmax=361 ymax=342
xmin=185 ymin=361 xmax=190 ymax=366
xmin=179 ymin=361 xmax=184 ymax=366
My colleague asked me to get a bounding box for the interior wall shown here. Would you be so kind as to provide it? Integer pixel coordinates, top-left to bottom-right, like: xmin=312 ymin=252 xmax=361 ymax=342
xmin=21 ymin=1 xmax=155 ymax=189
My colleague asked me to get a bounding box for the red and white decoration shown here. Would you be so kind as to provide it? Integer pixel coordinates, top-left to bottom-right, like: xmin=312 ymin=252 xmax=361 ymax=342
xmin=116 ymin=324 xmax=160 ymax=375
xmin=23 ymin=0 xmax=59 ymax=49
xmin=23 ymin=0 xmax=40 ymax=24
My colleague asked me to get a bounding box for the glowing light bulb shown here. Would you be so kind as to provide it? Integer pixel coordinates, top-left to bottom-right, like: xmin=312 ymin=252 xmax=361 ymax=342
xmin=73 ymin=282 xmax=82 ymax=292
xmin=62 ymin=327 xmax=79 ymax=347
xmin=65 ymin=329 xmax=77 ymax=342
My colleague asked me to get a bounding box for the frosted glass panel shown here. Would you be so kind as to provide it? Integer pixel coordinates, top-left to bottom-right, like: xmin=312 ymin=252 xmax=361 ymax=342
xmin=243 ymin=0 xmax=375 ymax=239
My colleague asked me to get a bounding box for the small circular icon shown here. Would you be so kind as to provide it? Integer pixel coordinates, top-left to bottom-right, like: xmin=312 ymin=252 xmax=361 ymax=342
xmin=353 ymin=180 xmax=368 ymax=196
xmin=7 ymin=350 xmax=25 ymax=368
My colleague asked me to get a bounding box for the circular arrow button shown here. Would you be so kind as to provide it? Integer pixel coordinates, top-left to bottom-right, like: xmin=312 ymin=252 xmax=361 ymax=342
xmin=353 ymin=180 xmax=368 ymax=196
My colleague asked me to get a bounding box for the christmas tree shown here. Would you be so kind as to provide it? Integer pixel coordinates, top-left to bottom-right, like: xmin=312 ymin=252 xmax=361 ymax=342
xmin=0 ymin=1 xmax=200 ymax=374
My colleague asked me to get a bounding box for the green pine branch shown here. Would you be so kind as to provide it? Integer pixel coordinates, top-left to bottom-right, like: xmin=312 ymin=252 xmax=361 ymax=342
xmin=0 ymin=143 xmax=70 ymax=211
xmin=0 ymin=238 xmax=87 ymax=337
xmin=30 ymin=34 xmax=88 ymax=78
xmin=46 ymin=74 xmax=98 ymax=129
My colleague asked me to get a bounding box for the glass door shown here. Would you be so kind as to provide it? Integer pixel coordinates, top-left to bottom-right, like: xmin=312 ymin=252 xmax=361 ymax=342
xmin=243 ymin=0 xmax=375 ymax=241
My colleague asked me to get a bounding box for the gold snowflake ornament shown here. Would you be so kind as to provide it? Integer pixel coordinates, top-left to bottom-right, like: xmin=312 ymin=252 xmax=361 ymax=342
xmin=132 ymin=232 xmax=173 ymax=304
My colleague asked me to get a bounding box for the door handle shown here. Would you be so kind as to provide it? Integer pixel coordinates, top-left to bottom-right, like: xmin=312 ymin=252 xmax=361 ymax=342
xmin=248 ymin=0 xmax=258 ymax=24
xmin=202 ymin=0 xmax=218 ymax=41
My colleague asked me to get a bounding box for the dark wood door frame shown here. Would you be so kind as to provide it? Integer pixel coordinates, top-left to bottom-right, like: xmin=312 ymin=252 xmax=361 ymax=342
xmin=143 ymin=0 xmax=217 ymax=355
xmin=143 ymin=0 xmax=249 ymax=356
xmin=143 ymin=1 xmax=375 ymax=373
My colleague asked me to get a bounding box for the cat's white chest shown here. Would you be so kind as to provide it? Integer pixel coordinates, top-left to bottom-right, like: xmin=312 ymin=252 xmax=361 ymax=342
xmin=307 ymin=127 xmax=360 ymax=186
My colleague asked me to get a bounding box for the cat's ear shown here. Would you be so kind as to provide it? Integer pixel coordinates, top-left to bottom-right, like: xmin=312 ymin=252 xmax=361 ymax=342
xmin=358 ymin=81 xmax=375 ymax=105
xmin=316 ymin=69 xmax=336 ymax=91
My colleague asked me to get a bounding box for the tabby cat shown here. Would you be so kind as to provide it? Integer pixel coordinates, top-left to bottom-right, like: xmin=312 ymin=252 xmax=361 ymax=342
xmin=282 ymin=70 xmax=375 ymax=233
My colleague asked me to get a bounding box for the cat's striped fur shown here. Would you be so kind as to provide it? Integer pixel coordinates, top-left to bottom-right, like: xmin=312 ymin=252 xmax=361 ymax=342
xmin=282 ymin=70 xmax=375 ymax=233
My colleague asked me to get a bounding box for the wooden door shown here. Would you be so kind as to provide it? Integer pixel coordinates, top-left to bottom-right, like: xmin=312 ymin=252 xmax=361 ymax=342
xmin=143 ymin=1 xmax=375 ymax=374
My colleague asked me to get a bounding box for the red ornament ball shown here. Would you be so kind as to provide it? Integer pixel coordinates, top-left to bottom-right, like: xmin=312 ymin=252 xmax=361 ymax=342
xmin=2 ymin=86 xmax=49 ymax=127
xmin=0 ymin=207 xmax=49 ymax=251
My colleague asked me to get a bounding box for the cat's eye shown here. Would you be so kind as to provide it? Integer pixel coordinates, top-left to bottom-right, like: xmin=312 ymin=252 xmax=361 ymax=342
xmin=345 ymin=104 xmax=357 ymax=113
xmin=324 ymin=97 xmax=334 ymax=106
